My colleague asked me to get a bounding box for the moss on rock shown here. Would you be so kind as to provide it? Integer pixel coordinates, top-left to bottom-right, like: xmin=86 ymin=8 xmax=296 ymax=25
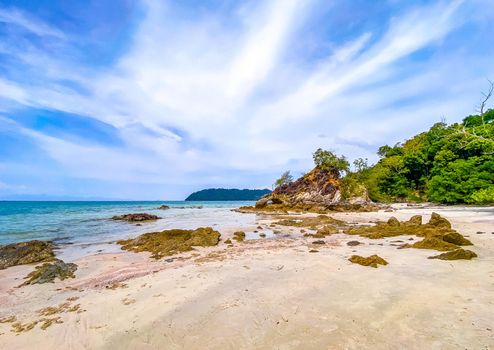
xmin=20 ymin=259 xmax=77 ymax=286
xmin=112 ymin=213 xmax=160 ymax=222
xmin=118 ymin=227 xmax=221 ymax=259
xmin=428 ymin=248 xmax=478 ymax=260
xmin=346 ymin=213 xmax=472 ymax=253
xmin=441 ymin=232 xmax=473 ymax=246
xmin=273 ymin=215 xmax=344 ymax=228
xmin=428 ymin=212 xmax=452 ymax=228
xmin=0 ymin=240 xmax=55 ymax=270
xmin=233 ymin=231 xmax=246 ymax=242
xmin=349 ymin=254 xmax=388 ymax=268
xmin=405 ymin=237 xmax=459 ymax=251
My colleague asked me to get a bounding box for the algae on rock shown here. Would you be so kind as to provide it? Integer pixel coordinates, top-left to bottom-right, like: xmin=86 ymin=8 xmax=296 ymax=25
xmin=112 ymin=213 xmax=161 ymax=222
xmin=233 ymin=231 xmax=246 ymax=242
xmin=347 ymin=213 xmax=475 ymax=253
xmin=349 ymin=255 xmax=388 ymax=268
xmin=428 ymin=249 xmax=478 ymax=260
xmin=405 ymin=237 xmax=459 ymax=251
xmin=0 ymin=240 xmax=55 ymax=270
xmin=20 ymin=259 xmax=77 ymax=286
xmin=118 ymin=227 xmax=221 ymax=259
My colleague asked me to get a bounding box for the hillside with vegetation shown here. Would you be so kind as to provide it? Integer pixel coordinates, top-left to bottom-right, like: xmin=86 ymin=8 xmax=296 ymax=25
xmin=269 ymin=88 xmax=494 ymax=206
xmin=352 ymin=107 xmax=494 ymax=204
xmin=185 ymin=188 xmax=271 ymax=201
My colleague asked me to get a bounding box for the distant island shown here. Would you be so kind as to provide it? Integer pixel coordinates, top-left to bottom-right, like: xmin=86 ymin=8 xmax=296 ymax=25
xmin=185 ymin=188 xmax=271 ymax=201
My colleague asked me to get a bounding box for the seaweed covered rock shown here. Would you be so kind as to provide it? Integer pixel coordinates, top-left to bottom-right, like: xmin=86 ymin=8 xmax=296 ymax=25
xmin=387 ymin=217 xmax=401 ymax=227
xmin=441 ymin=232 xmax=473 ymax=246
xmin=347 ymin=213 xmax=465 ymax=241
xmin=233 ymin=231 xmax=246 ymax=242
xmin=20 ymin=259 xmax=77 ymax=286
xmin=158 ymin=205 xmax=170 ymax=210
xmin=347 ymin=213 xmax=475 ymax=254
xmin=349 ymin=255 xmax=388 ymax=268
xmin=0 ymin=240 xmax=55 ymax=270
xmin=428 ymin=249 xmax=478 ymax=260
xmin=118 ymin=227 xmax=220 ymax=259
xmin=112 ymin=213 xmax=161 ymax=222
xmin=406 ymin=237 xmax=459 ymax=251
xmin=428 ymin=212 xmax=451 ymax=229
xmin=274 ymin=215 xmax=345 ymax=228
xmin=408 ymin=215 xmax=423 ymax=226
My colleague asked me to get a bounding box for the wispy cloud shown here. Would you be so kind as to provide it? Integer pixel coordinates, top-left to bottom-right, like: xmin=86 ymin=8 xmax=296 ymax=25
xmin=0 ymin=0 xmax=493 ymax=199
xmin=0 ymin=8 xmax=66 ymax=39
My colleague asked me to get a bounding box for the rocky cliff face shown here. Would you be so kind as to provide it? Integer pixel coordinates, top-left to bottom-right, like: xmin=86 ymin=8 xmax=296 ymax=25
xmin=254 ymin=167 xmax=372 ymax=212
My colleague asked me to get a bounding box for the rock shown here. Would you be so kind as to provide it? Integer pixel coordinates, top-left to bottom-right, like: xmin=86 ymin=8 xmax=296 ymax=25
xmin=349 ymin=254 xmax=388 ymax=268
xmin=442 ymin=232 xmax=473 ymax=246
xmin=118 ymin=227 xmax=221 ymax=259
xmin=233 ymin=231 xmax=246 ymax=242
xmin=312 ymin=240 xmax=325 ymax=245
xmin=224 ymin=238 xmax=233 ymax=244
xmin=387 ymin=217 xmax=400 ymax=227
xmin=252 ymin=167 xmax=376 ymax=212
xmin=346 ymin=240 xmax=361 ymax=246
xmin=158 ymin=205 xmax=170 ymax=210
xmin=428 ymin=212 xmax=451 ymax=229
xmin=405 ymin=238 xmax=458 ymax=251
xmin=407 ymin=215 xmax=422 ymax=226
xmin=20 ymin=259 xmax=77 ymax=286
xmin=259 ymin=233 xmax=266 ymax=238
xmin=0 ymin=240 xmax=55 ymax=270
xmin=309 ymin=249 xmax=319 ymax=253
xmin=112 ymin=213 xmax=161 ymax=222
xmin=428 ymin=249 xmax=477 ymax=260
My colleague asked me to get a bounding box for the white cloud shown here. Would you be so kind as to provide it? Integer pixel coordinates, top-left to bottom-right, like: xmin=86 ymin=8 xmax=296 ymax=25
xmin=0 ymin=8 xmax=66 ymax=39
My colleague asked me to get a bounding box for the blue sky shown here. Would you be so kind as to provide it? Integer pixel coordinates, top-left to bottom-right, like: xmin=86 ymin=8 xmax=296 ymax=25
xmin=0 ymin=0 xmax=493 ymax=200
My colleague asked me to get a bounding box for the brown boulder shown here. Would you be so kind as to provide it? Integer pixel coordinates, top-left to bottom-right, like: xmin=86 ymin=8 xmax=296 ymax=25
xmin=0 ymin=240 xmax=55 ymax=270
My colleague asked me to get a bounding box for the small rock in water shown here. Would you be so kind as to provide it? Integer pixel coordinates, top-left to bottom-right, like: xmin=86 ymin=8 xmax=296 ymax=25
xmin=312 ymin=240 xmax=325 ymax=245
xmin=347 ymin=241 xmax=361 ymax=246
xmin=112 ymin=213 xmax=160 ymax=222
xmin=476 ymin=231 xmax=485 ymax=234
xmin=259 ymin=233 xmax=266 ymax=238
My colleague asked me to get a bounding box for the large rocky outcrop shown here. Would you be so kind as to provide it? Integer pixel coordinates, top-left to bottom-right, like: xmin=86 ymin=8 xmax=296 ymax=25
xmin=252 ymin=167 xmax=374 ymax=212
xmin=0 ymin=240 xmax=56 ymax=270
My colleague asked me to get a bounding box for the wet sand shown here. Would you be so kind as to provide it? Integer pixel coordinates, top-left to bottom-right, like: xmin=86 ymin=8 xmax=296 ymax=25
xmin=0 ymin=205 xmax=493 ymax=349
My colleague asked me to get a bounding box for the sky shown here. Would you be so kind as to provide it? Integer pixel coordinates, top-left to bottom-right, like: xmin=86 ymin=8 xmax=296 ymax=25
xmin=0 ymin=0 xmax=493 ymax=200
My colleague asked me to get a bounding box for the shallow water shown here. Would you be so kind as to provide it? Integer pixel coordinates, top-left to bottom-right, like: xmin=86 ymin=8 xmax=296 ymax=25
xmin=0 ymin=201 xmax=258 ymax=260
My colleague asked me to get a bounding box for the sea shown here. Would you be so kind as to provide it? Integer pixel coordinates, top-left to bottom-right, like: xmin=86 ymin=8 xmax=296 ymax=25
xmin=0 ymin=201 xmax=259 ymax=261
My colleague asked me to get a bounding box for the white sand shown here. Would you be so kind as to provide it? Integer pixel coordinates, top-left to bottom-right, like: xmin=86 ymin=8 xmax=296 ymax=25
xmin=0 ymin=205 xmax=493 ymax=349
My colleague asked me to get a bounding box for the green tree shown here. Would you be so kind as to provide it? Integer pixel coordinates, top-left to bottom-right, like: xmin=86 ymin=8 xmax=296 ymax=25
xmin=274 ymin=171 xmax=293 ymax=188
xmin=312 ymin=148 xmax=349 ymax=174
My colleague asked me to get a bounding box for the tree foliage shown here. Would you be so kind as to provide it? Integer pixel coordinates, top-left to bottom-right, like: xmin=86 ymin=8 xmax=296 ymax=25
xmin=355 ymin=108 xmax=494 ymax=204
xmin=274 ymin=171 xmax=293 ymax=188
xmin=313 ymin=148 xmax=350 ymax=174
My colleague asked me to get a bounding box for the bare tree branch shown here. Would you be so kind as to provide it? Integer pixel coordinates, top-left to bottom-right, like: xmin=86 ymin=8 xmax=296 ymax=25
xmin=478 ymin=79 xmax=493 ymax=125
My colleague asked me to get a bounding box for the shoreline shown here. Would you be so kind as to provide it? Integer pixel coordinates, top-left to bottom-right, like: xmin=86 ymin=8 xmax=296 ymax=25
xmin=1 ymin=204 xmax=493 ymax=349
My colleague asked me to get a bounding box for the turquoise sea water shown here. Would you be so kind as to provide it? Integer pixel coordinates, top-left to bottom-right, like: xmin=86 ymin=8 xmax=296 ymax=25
xmin=0 ymin=201 xmax=257 ymax=260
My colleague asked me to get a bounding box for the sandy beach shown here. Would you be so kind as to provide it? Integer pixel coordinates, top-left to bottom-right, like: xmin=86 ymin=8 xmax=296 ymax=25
xmin=1 ymin=205 xmax=493 ymax=349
